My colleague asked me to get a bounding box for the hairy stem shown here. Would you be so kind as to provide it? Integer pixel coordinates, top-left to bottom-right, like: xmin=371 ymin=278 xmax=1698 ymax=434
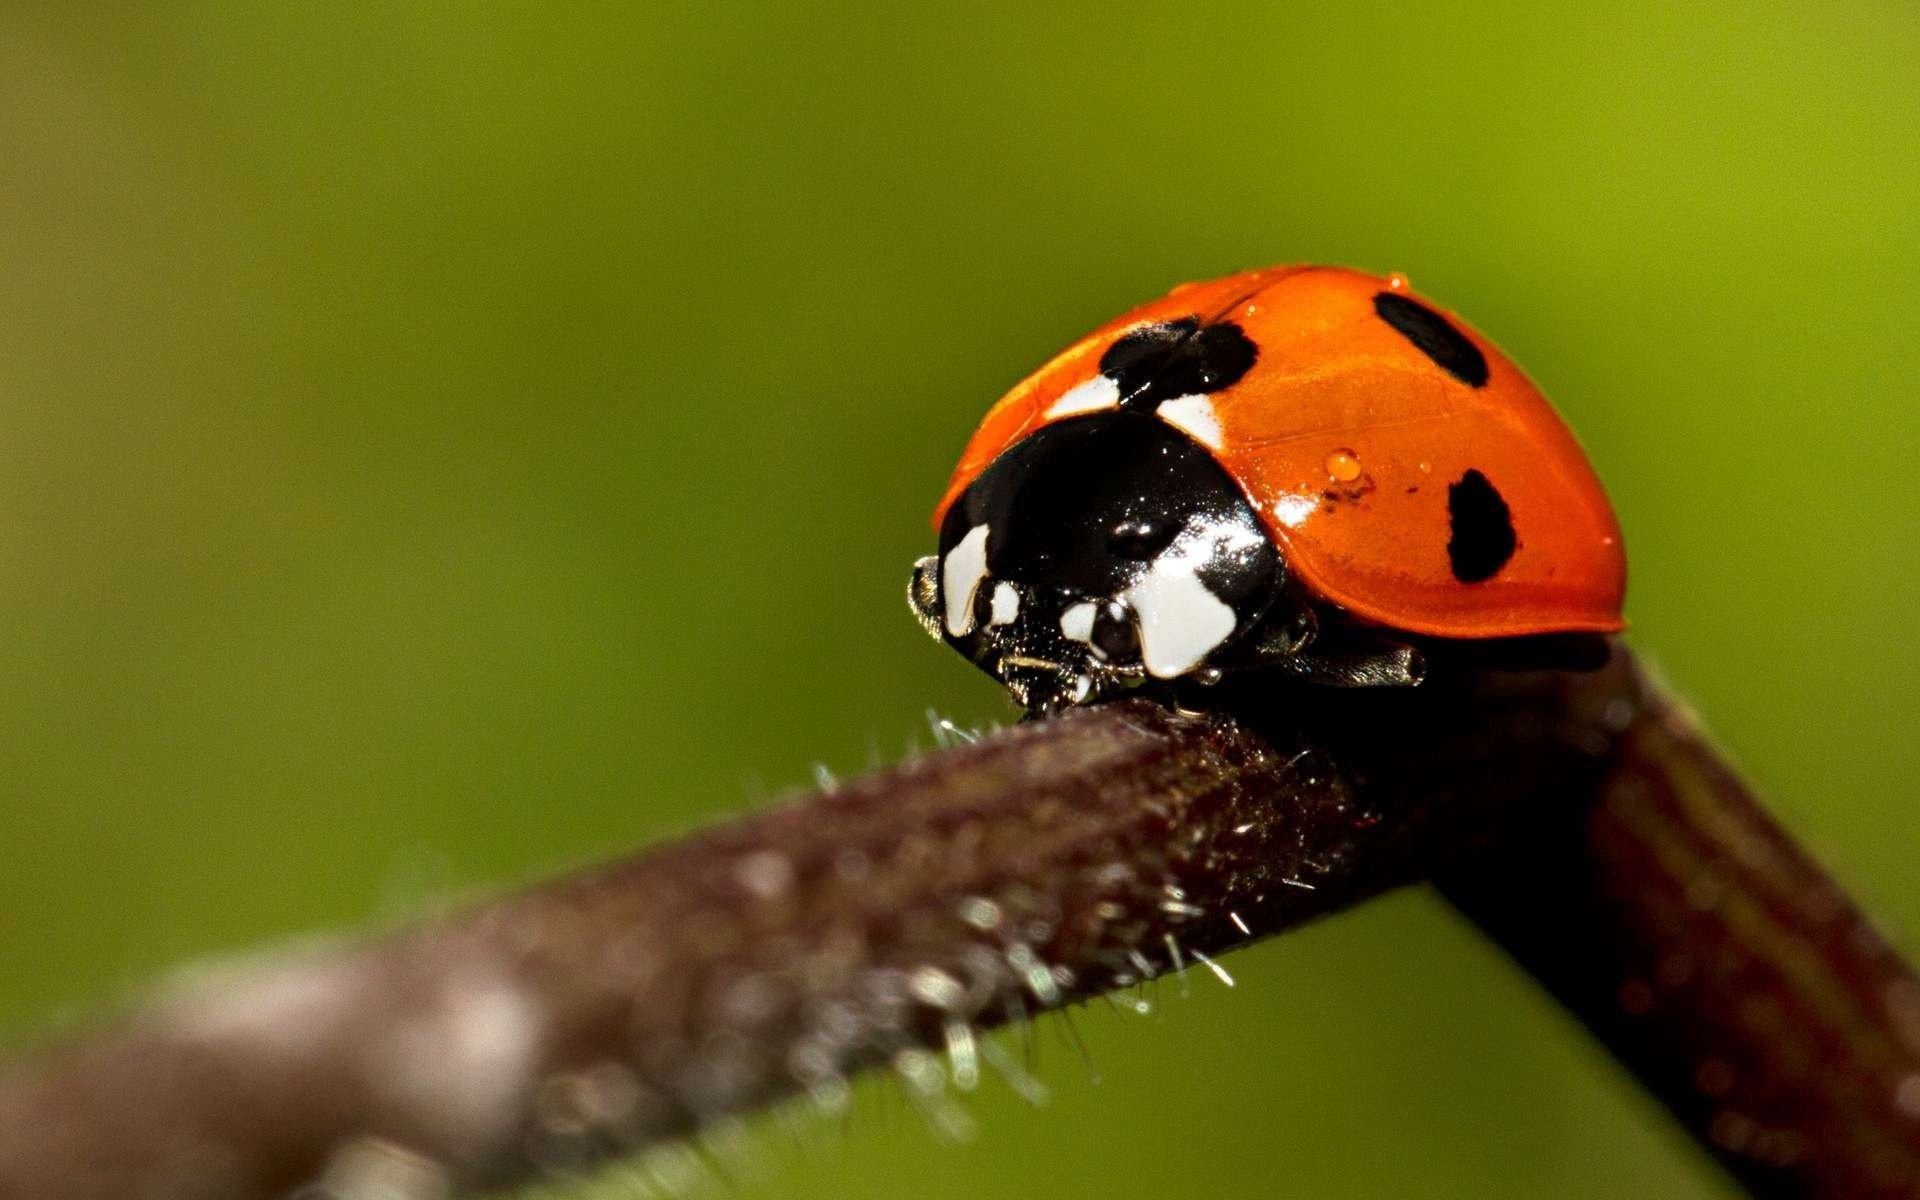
xmin=0 ymin=648 xmax=1909 ymax=1199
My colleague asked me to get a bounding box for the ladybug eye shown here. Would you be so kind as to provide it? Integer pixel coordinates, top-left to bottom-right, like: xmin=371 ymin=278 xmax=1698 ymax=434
xmin=1090 ymin=602 xmax=1140 ymax=663
xmin=972 ymin=586 xmax=997 ymax=628
xmin=1107 ymin=519 xmax=1170 ymax=561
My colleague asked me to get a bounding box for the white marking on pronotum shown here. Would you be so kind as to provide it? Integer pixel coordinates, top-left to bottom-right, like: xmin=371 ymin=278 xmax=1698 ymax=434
xmin=1043 ymin=373 xmax=1121 ymax=420
xmin=1190 ymin=948 xmax=1235 ymax=988
xmin=988 ymin=581 xmax=1020 ymax=626
xmin=1283 ymin=877 xmax=1317 ymax=891
xmin=1155 ymin=394 xmax=1224 ymax=448
xmin=941 ymin=523 xmax=991 ymax=637
xmin=1123 ymin=530 xmax=1242 ymax=678
xmin=1229 ymin=910 xmax=1252 ymax=936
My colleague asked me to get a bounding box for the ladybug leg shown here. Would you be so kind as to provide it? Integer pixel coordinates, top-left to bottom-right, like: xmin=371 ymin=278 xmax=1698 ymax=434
xmin=906 ymin=556 xmax=945 ymax=643
xmin=1269 ymin=643 xmax=1426 ymax=688
xmin=1235 ymin=604 xmax=1426 ymax=688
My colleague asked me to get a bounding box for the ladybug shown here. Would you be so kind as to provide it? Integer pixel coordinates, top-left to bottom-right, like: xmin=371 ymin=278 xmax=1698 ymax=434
xmin=908 ymin=265 xmax=1625 ymax=713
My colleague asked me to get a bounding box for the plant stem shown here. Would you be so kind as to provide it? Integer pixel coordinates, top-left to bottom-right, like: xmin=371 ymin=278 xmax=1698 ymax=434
xmin=1440 ymin=679 xmax=1920 ymax=1198
xmin=0 ymin=648 xmax=1909 ymax=1199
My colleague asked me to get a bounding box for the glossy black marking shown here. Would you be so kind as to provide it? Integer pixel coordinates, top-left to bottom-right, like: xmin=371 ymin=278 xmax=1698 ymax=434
xmin=1107 ymin=518 xmax=1173 ymax=562
xmin=937 ymin=411 xmax=1283 ymax=711
xmin=1374 ymin=292 xmax=1489 ymax=387
xmin=1447 ymin=469 xmax=1516 ymax=582
xmin=940 ymin=411 xmax=1277 ymax=606
xmin=1099 ymin=318 xmax=1258 ymax=410
xmin=1090 ymin=601 xmax=1141 ymax=664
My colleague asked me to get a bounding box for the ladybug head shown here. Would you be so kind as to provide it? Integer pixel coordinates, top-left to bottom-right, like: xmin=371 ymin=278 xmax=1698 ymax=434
xmin=908 ymin=411 xmax=1286 ymax=713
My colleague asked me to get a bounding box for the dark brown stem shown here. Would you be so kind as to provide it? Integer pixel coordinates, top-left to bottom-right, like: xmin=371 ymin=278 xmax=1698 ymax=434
xmin=1439 ymin=681 xmax=1920 ymax=1198
xmin=0 ymin=648 xmax=1910 ymax=1199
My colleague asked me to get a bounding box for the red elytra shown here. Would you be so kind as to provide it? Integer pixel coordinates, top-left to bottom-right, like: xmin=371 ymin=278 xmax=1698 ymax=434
xmin=932 ymin=265 xmax=1625 ymax=639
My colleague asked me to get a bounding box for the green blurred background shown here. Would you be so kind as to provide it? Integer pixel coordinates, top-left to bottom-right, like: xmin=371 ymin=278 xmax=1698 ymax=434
xmin=2 ymin=4 xmax=1915 ymax=1197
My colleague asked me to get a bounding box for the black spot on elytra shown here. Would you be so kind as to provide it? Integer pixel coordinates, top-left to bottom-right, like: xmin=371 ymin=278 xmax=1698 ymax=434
xmin=1374 ymin=292 xmax=1489 ymax=387
xmin=1447 ymin=469 xmax=1516 ymax=582
xmin=1100 ymin=317 xmax=1258 ymax=410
